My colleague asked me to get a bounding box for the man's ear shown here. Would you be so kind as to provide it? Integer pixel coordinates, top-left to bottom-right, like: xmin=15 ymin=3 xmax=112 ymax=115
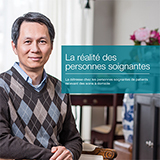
xmin=51 ymin=43 xmax=53 ymax=50
xmin=11 ymin=41 xmax=18 ymax=55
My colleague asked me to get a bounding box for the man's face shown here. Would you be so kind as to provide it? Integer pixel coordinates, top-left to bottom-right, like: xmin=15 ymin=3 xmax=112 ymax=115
xmin=12 ymin=21 xmax=53 ymax=73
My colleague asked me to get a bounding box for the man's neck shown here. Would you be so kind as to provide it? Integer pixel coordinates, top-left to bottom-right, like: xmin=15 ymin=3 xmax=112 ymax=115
xmin=19 ymin=64 xmax=44 ymax=85
xmin=27 ymin=70 xmax=43 ymax=85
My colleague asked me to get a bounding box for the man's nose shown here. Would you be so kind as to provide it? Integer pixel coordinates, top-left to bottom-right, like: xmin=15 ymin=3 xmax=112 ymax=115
xmin=30 ymin=42 xmax=40 ymax=53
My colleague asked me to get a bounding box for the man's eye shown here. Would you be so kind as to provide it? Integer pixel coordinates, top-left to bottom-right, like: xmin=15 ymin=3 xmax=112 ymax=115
xmin=40 ymin=40 xmax=47 ymax=44
xmin=25 ymin=40 xmax=31 ymax=44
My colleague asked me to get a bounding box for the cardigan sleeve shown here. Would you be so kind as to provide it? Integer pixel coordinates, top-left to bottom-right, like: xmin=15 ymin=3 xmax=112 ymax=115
xmin=59 ymin=94 xmax=82 ymax=160
xmin=0 ymin=89 xmax=53 ymax=160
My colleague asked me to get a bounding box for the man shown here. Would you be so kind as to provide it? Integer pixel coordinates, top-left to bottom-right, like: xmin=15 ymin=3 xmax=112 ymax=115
xmin=0 ymin=12 xmax=82 ymax=160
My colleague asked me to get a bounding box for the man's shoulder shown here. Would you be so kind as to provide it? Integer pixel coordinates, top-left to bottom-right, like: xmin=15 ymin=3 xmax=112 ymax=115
xmin=47 ymin=74 xmax=60 ymax=85
xmin=0 ymin=69 xmax=13 ymax=77
xmin=47 ymin=74 xmax=69 ymax=96
xmin=0 ymin=69 xmax=13 ymax=82
xmin=0 ymin=69 xmax=13 ymax=94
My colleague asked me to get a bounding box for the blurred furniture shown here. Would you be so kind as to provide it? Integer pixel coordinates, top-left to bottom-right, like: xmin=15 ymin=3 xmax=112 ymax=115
xmin=79 ymin=154 xmax=103 ymax=160
xmin=70 ymin=94 xmax=124 ymax=146
xmin=80 ymin=142 xmax=117 ymax=160
xmin=89 ymin=94 xmax=124 ymax=148
xmin=133 ymin=94 xmax=160 ymax=160
xmin=114 ymin=139 xmax=132 ymax=160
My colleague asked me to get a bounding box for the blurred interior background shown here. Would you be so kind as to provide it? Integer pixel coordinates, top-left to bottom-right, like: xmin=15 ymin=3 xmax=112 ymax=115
xmin=0 ymin=0 xmax=159 ymax=148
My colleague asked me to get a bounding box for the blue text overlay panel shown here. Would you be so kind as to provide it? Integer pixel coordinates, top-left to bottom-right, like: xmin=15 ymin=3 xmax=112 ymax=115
xmin=62 ymin=45 xmax=160 ymax=93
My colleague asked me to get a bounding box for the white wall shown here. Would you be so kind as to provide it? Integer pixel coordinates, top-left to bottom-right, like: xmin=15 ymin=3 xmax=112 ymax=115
xmin=93 ymin=0 xmax=160 ymax=45
xmin=113 ymin=0 xmax=160 ymax=45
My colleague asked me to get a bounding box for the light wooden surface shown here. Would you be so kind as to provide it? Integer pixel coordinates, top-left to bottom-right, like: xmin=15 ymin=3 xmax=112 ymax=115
xmin=79 ymin=154 xmax=103 ymax=160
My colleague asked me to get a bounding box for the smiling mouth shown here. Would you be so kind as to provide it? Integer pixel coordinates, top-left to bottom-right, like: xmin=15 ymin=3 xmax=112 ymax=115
xmin=29 ymin=57 xmax=42 ymax=61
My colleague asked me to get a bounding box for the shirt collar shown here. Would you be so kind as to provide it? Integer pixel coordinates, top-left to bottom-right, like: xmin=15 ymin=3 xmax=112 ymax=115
xmin=13 ymin=62 xmax=47 ymax=91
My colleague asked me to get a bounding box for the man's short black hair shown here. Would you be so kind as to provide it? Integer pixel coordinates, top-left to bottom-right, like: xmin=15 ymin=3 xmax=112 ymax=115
xmin=11 ymin=12 xmax=55 ymax=47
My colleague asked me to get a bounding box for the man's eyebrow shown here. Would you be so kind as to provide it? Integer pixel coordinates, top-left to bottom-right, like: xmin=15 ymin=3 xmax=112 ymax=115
xmin=24 ymin=37 xmax=32 ymax=39
xmin=24 ymin=36 xmax=48 ymax=39
xmin=39 ymin=36 xmax=48 ymax=39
